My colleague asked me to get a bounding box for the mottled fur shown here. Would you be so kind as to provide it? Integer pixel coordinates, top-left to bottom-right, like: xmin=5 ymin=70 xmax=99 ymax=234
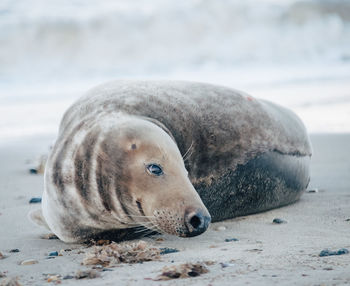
xmin=42 ymin=80 xmax=311 ymax=242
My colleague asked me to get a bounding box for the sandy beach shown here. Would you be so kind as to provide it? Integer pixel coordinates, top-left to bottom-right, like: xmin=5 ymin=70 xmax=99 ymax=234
xmin=0 ymin=133 xmax=349 ymax=285
xmin=1 ymin=0 xmax=350 ymax=284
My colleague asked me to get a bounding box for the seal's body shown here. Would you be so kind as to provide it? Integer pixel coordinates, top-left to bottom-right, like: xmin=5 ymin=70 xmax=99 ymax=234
xmin=42 ymin=81 xmax=311 ymax=242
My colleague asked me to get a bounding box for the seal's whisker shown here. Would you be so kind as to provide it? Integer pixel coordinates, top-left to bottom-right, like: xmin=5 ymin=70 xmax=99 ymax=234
xmin=133 ymin=226 xmax=159 ymax=235
xmin=126 ymin=214 xmax=154 ymax=219
xmin=134 ymin=228 xmax=157 ymax=239
xmin=183 ymin=147 xmax=194 ymax=162
xmin=146 ymin=220 xmax=164 ymax=234
xmin=129 ymin=218 xmax=163 ymax=234
xmin=182 ymin=141 xmax=194 ymax=160
xmin=133 ymin=228 xmax=150 ymax=234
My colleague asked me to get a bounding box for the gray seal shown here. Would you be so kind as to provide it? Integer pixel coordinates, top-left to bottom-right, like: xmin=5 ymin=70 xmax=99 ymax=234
xmin=40 ymin=80 xmax=311 ymax=242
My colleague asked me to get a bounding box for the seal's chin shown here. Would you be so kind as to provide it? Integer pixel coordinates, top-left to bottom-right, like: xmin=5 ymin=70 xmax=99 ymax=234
xmin=182 ymin=210 xmax=211 ymax=237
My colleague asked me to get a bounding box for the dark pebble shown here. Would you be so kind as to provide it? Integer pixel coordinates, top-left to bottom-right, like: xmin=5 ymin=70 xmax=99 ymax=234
xmin=306 ymin=188 xmax=318 ymax=193
xmin=9 ymin=249 xmax=20 ymax=253
xmin=188 ymin=271 xmax=200 ymax=277
xmin=49 ymin=251 xmax=58 ymax=256
xmin=159 ymin=248 xmax=179 ymax=255
xmin=102 ymin=268 xmax=113 ymax=272
xmin=63 ymin=275 xmax=74 ymax=280
xmin=29 ymin=197 xmax=42 ymax=204
xmin=29 ymin=168 xmax=38 ymax=174
xmin=46 ymin=257 xmax=55 ymax=259
xmin=225 ymin=238 xmax=239 ymax=242
xmin=272 ymin=218 xmax=287 ymax=224
xmin=319 ymin=248 xmax=349 ymax=257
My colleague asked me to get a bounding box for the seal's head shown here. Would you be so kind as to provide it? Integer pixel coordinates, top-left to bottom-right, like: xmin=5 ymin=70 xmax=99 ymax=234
xmin=101 ymin=117 xmax=211 ymax=237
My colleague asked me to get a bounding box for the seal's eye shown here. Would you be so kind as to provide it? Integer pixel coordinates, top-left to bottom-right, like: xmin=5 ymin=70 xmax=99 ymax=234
xmin=146 ymin=164 xmax=163 ymax=176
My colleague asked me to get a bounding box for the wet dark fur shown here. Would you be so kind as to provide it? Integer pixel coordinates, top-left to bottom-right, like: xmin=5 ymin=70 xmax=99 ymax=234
xmin=196 ymin=151 xmax=310 ymax=221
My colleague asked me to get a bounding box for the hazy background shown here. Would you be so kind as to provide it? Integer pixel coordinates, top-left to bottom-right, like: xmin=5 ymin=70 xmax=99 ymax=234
xmin=1 ymin=0 xmax=350 ymax=144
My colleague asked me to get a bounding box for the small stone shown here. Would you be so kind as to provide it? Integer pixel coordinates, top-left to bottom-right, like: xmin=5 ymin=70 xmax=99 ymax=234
xmin=0 ymin=252 xmax=6 ymax=259
xmin=155 ymin=263 xmax=209 ymax=280
xmin=272 ymin=218 xmax=287 ymax=224
xmin=246 ymin=248 xmax=263 ymax=252
xmin=41 ymin=233 xmax=58 ymax=240
xmin=155 ymin=238 xmax=164 ymax=242
xmin=215 ymin=226 xmax=226 ymax=231
xmin=29 ymin=197 xmax=42 ymax=204
xmin=160 ymin=248 xmax=179 ymax=255
xmin=9 ymin=249 xmax=20 ymax=253
xmin=75 ymin=270 xmax=100 ymax=279
xmin=20 ymin=259 xmax=38 ymax=265
xmin=306 ymin=188 xmax=318 ymax=193
xmin=49 ymin=251 xmax=58 ymax=257
xmin=62 ymin=275 xmax=74 ymax=280
xmin=337 ymin=248 xmax=349 ymax=255
xmin=323 ymin=267 xmax=333 ymax=271
xmin=29 ymin=169 xmax=38 ymax=174
xmin=345 ymin=218 xmax=350 ymax=222
xmin=47 ymin=275 xmax=60 ymax=283
xmin=319 ymin=248 xmax=349 ymax=257
xmin=225 ymin=238 xmax=239 ymax=242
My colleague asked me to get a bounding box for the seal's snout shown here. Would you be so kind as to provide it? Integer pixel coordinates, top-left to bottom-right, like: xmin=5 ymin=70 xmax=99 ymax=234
xmin=184 ymin=209 xmax=211 ymax=237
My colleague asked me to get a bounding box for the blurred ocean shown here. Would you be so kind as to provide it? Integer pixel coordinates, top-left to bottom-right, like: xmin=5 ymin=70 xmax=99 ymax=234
xmin=0 ymin=0 xmax=349 ymax=142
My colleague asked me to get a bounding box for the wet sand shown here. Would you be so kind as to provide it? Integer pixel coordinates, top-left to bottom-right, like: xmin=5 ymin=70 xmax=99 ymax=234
xmin=0 ymin=134 xmax=349 ymax=285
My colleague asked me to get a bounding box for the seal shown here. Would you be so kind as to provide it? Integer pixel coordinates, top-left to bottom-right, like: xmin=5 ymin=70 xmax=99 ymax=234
xmin=39 ymin=80 xmax=312 ymax=243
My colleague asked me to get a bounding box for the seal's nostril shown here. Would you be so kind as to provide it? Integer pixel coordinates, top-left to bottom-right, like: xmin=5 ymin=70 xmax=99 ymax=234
xmin=189 ymin=215 xmax=202 ymax=229
xmin=184 ymin=210 xmax=211 ymax=237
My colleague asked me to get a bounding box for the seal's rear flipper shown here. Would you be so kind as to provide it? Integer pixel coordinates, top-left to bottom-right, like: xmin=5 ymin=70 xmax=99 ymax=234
xmin=28 ymin=209 xmax=50 ymax=230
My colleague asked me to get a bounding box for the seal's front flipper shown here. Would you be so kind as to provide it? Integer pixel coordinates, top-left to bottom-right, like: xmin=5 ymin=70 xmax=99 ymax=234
xmin=28 ymin=209 xmax=50 ymax=230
